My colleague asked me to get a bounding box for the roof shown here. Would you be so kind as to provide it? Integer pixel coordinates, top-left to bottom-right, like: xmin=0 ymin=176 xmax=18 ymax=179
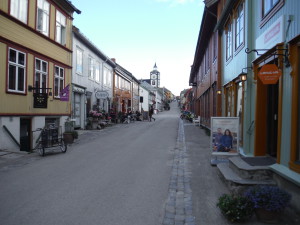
xmin=72 ymin=26 xmax=116 ymax=68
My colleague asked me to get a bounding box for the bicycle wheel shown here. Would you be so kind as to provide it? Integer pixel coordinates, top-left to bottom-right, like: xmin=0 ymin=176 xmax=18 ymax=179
xmin=37 ymin=144 xmax=45 ymax=156
xmin=60 ymin=140 xmax=67 ymax=153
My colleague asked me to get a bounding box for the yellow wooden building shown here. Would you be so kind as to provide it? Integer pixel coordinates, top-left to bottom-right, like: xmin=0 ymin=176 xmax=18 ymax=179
xmin=0 ymin=0 xmax=80 ymax=152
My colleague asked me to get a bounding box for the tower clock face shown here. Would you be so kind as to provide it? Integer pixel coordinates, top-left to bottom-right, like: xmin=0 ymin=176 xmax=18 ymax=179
xmin=151 ymin=74 xmax=156 ymax=79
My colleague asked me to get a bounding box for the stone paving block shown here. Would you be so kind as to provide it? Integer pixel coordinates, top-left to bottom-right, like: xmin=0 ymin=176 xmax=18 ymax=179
xmin=163 ymin=218 xmax=175 ymax=225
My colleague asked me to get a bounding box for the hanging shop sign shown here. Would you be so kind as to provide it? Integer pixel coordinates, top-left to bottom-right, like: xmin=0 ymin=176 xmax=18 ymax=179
xmin=95 ymin=91 xmax=109 ymax=99
xmin=60 ymin=85 xmax=70 ymax=101
xmin=258 ymin=64 xmax=282 ymax=84
xmin=33 ymin=93 xmax=48 ymax=108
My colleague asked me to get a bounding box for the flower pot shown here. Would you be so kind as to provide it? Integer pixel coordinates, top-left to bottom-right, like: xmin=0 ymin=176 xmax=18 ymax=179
xmin=63 ymin=133 xmax=74 ymax=144
xmin=91 ymin=120 xmax=99 ymax=129
xmin=255 ymin=208 xmax=281 ymax=224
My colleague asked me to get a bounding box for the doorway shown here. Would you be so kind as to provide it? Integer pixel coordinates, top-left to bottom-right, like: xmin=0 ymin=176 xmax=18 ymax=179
xmin=266 ymin=83 xmax=279 ymax=157
xmin=20 ymin=118 xmax=31 ymax=152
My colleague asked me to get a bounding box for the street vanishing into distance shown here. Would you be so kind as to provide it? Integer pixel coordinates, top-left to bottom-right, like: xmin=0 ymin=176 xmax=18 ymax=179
xmin=0 ymin=103 xmax=178 ymax=225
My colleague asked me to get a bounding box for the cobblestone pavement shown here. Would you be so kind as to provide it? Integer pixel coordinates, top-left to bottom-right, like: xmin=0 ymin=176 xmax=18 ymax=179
xmin=162 ymin=119 xmax=195 ymax=225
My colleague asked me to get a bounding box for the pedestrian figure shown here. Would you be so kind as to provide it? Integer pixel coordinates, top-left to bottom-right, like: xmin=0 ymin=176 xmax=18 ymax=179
xmin=149 ymin=106 xmax=156 ymax=122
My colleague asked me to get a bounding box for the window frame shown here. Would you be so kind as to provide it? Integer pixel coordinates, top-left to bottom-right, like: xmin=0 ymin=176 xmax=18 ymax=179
xmin=54 ymin=65 xmax=65 ymax=98
xmin=235 ymin=2 xmax=245 ymax=51
xmin=260 ymin=0 xmax=284 ymax=28
xmin=225 ymin=20 xmax=233 ymax=62
xmin=76 ymin=47 xmax=83 ymax=75
xmin=55 ymin=10 xmax=66 ymax=45
xmin=36 ymin=0 xmax=50 ymax=36
xmin=34 ymin=57 xmax=48 ymax=94
xmin=7 ymin=47 xmax=27 ymax=94
xmin=10 ymin=0 xmax=28 ymax=24
xmin=88 ymin=56 xmax=95 ymax=80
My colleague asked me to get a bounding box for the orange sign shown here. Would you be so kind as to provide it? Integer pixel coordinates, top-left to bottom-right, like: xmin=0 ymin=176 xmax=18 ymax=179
xmin=258 ymin=64 xmax=282 ymax=84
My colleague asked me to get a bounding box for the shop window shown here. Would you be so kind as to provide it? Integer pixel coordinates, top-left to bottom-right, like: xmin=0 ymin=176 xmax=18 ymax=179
xmin=54 ymin=65 xmax=64 ymax=98
xmin=35 ymin=58 xmax=48 ymax=93
xmin=7 ymin=48 xmax=26 ymax=93
xmin=36 ymin=0 xmax=50 ymax=36
xmin=225 ymin=84 xmax=234 ymax=117
xmin=10 ymin=0 xmax=28 ymax=24
xmin=235 ymin=81 xmax=244 ymax=146
xmin=235 ymin=2 xmax=244 ymax=50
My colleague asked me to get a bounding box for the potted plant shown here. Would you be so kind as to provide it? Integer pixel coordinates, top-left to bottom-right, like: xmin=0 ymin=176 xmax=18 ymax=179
xmin=217 ymin=193 xmax=254 ymax=223
xmin=244 ymin=185 xmax=292 ymax=223
xmin=63 ymin=132 xmax=74 ymax=144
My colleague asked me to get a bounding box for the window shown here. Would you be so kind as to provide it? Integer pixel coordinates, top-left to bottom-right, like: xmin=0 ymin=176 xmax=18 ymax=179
xmin=10 ymin=0 xmax=28 ymax=23
xmin=263 ymin=0 xmax=279 ymax=17
xmin=56 ymin=10 xmax=66 ymax=45
xmin=107 ymin=70 xmax=112 ymax=87
xmin=226 ymin=21 xmax=233 ymax=60
xmin=54 ymin=66 xmax=64 ymax=97
xmin=103 ymin=67 xmax=107 ymax=85
xmin=235 ymin=81 xmax=244 ymax=146
xmin=213 ymin=32 xmax=218 ymax=60
xmin=88 ymin=56 xmax=95 ymax=79
xmin=8 ymin=48 xmax=26 ymax=93
xmin=225 ymin=84 xmax=234 ymax=117
xmin=35 ymin=58 xmax=48 ymax=93
xmin=235 ymin=2 xmax=244 ymax=49
xmin=95 ymin=61 xmax=100 ymax=82
xmin=36 ymin=0 xmax=49 ymax=36
xmin=76 ymin=48 xmax=83 ymax=74
xmin=205 ymin=47 xmax=210 ymax=73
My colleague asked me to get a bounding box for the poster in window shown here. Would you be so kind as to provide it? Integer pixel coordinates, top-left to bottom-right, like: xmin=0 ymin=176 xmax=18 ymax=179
xmin=211 ymin=117 xmax=239 ymax=155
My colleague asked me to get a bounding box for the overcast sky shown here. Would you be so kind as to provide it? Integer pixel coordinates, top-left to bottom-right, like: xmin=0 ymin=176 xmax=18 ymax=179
xmin=71 ymin=0 xmax=204 ymax=96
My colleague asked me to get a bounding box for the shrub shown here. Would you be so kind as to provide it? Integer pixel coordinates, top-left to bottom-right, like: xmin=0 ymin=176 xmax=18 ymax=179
xmin=217 ymin=194 xmax=254 ymax=222
xmin=244 ymin=185 xmax=291 ymax=212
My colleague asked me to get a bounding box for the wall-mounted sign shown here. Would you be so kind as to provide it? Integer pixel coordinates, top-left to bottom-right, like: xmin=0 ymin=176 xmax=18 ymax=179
xmin=95 ymin=91 xmax=109 ymax=99
xmin=33 ymin=93 xmax=48 ymax=108
xmin=255 ymin=16 xmax=284 ymax=54
xmin=258 ymin=64 xmax=282 ymax=84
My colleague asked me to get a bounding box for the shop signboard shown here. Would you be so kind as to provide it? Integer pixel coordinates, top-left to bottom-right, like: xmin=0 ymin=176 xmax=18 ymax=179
xmin=95 ymin=91 xmax=109 ymax=99
xmin=211 ymin=117 xmax=239 ymax=155
xmin=258 ymin=64 xmax=282 ymax=84
xmin=33 ymin=93 xmax=48 ymax=108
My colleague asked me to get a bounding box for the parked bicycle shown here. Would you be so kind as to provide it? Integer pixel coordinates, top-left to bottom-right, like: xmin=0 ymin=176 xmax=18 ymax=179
xmin=32 ymin=124 xmax=67 ymax=156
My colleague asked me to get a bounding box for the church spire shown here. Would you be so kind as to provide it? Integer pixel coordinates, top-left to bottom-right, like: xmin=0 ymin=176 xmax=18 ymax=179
xmin=153 ymin=62 xmax=157 ymax=71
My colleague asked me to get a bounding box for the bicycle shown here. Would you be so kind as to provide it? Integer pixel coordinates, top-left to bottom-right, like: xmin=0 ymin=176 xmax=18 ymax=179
xmin=33 ymin=125 xmax=67 ymax=156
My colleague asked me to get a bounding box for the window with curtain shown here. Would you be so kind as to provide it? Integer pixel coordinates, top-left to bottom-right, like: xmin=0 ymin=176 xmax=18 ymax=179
xmin=8 ymin=48 xmax=26 ymax=93
xmin=35 ymin=58 xmax=48 ymax=93
xmin=56 ymin=10 xmax=66 ymax=45
xmin=95 ymin=61 xmax=100 ymax=82
xmin=54 ymin=66 xmax=64 ymax=97
xmin=36 ymin=0 xmax=50 ymax=36
xmin=10 ymin=0 xmax=28 ymax=23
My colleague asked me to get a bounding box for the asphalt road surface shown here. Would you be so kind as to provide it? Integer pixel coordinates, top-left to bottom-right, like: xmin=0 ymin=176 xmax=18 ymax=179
xmin=0 ymin=103 xmax=179 ymax=225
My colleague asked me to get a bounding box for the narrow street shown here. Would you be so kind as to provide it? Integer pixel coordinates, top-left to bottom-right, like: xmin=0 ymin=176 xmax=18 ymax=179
xmin=0 ymin=103 xmax=179 ymax=225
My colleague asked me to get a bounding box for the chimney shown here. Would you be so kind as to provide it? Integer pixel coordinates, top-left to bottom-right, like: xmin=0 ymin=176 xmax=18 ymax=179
xmin=111 ymin=58 xmax=116 ymax=63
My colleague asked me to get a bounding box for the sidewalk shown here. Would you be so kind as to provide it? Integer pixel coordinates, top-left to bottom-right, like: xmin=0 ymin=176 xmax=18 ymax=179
xmin=183 ymin=120 xmax=300 ymax=225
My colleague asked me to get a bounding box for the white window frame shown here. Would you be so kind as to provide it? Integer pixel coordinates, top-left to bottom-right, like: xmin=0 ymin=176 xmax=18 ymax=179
xmin=54 ymin=65 xmax=64 ymax=98
xmin=226 ymin=21 xmax=233 ymax=61
xmin=103 ymin=67 xmax=108 ymax=86
xmin=55 ymin=10 xmax=66 ymax=45
xmin=235 ymin=2 xmax=244 ymax=49
xmin=88 ymin=56 xmax=95 ymax=80
xmin=36 ymin=0 xmax=50 ymax=36
xmin=35 ymin=58 xmax=48 ymax=93
xmin=7 ymin=47 xmax=26 ymax=93
xmin=95 ymin=61 xmax=101 ymax=83
xmin=10 ymin=0 xmax=28 ymax=23
xmin=76 ymin=47 xmax=83 ymax=75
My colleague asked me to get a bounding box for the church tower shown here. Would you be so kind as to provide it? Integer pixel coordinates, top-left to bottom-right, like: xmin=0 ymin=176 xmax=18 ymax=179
xmin=150 ymin=63 xmax=160 ymax=88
